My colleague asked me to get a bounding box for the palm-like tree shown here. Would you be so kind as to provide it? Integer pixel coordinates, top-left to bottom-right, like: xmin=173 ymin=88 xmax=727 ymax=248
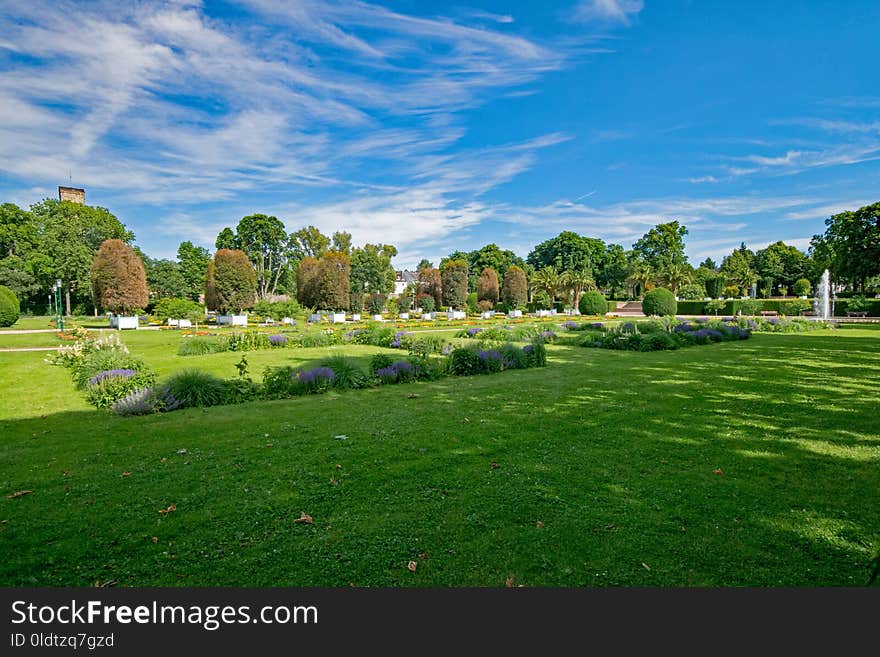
xmin=661 ymin=263 xmax=692 ymax=293
xmin=561 ymin=269 xmax=596 ymax=309
xmin=532 ymin=266 xmax=562 ymax=308
xmin=627 ymin=263 xmax=655 ymax=298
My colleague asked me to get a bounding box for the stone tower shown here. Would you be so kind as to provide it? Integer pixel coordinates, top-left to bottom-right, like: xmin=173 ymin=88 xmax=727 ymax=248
xmin=58 ymin=186 xmax=85 ymax=204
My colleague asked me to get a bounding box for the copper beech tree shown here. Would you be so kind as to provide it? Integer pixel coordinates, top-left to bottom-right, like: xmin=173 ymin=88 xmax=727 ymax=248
xmin=477 ymin=267 xmax=499 ymax=306
xmin=90 ymin=239 xmax=148 ymax=315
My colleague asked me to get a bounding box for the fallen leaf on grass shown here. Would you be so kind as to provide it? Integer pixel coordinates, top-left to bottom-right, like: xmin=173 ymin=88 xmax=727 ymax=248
xmin=505 ymin=576 xmax=515 ymax=588
xmin=641 ymin=562 xmax=651 ymax=571
xmin=121 ymin=472 xmax=131 ymax=477
xmin=536 ymin=520 xmax=544 ymax=529
xmin=418 ymin=552 xmax=428 ymax=561
xmin=490 ymin=461 xmax=500 ymax=470
xmin=460 ymin=417 xmax=470 ymax=424
xmin=151 ymin=536 xmax=158 ymax=543
xmin=94 ymin=579 xmax=118 ymax=588
xmin=407 ymin=393 xmax=419 ymax=399
xmin=6 ymin=490 xmax=32 ymax=499
xmin=407 ymin=561 xmax=418 ymax=572
xmin=713 ymin=468 xmax=724 ymax=477
xmin=294 ymin=512 xmax=313 ymax=524
xmin=158 ymin=504 xmax=177 ymax=515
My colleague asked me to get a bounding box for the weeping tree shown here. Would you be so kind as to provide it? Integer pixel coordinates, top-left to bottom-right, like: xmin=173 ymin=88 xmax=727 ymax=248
xmin=90 ymin=239 xmax=148 ymax=315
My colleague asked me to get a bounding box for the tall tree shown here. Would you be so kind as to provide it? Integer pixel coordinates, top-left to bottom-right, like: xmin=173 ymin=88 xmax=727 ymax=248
xmin=235 ymin=213 xmax=289 ymax=299
xmin=721 ymin=248 xmax=757 ymax=295
xmin=350 ymin=243 xmax=397 ymax=307
xmin=416 ymin=258 xmax=434 ymax=271
xmin=215 ymin=227 xmax=238 ymax=250
xmin=144 ymin=257 xmax=187 ymax=300
xmin=501 ymin=265 xmax=528 ymax=309
xmin=177 ymin=241 xmax=211 ymax=302
xmin=632 ymin=221 xmax=689 ymax=273
xmin=315 ymin=251 xmax=350 ymax=311
xmin=29 ymin=199 xmax=132 ymax=315
xmin=532 ymin=266 xmax=563 ymax=307
xmin=295 ymin=256 xmax=321 ymax=309
xmin=289 ymin=226 xmax=330 ymax=261
xmin=331 ymin=231 xmax=352 ymax=255
xmin=206 ymin=249 xmax=256 ymax=314
xmin=597 ymin=243 xmax=627 ymax=297
xmin=527 ymin=231 xmax=605 ymax=275
xmin=562 ymin=269 xmax=596 ymax=309
xmin=440 ymin=259 xmax=468 ymax=309
xmin=90 ymin=239 xmax=148 ymax=315
xmin=417 ymin=267 xmax=442 ymax=307
xmin=468 ymin=244 xmax=525 ymax=292
xmin=476 ymin=267 xmax=499 ymax=306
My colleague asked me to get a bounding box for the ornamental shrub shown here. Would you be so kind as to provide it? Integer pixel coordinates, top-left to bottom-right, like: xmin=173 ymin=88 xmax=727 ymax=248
xmin=523 ymin=339 xmax=547 ymax=367
xmin=320 ymin=355 xmax=368 ymax=389
xmin=162 ymin=370 xmax=227 ymax=408
xmin=370 ymin=353 xmax=395 ymax=375
xmin=449 ymin=347 xmax=482 ymax=375
xmin=85 ymin=368 xmax=157 ymax=408
xmin=677 ymin=283 xmax=706 ymax=301
xmin=71 ymin=350 xmax=152 ymax=390
xmin=579 ymin=290 xmax=607 ymax=316
xmin=792 ymin=278 xmax=811 ymax=296
xmin=153 ymin=297 xmax=204 ymax=322
xmin=0 ymin=285 xmax=20 ymax=327
xmin=90 ymin=239 xmax=149 ymax=314
xmin=642 ymin=288 xmax=677 ymax=317
xmin=177 ymin=336 xmax=228 ymax=356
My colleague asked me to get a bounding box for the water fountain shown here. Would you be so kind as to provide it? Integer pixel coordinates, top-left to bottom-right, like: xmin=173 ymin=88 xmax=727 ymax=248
xmin=813 ymin=269 xmax=831 ymax=320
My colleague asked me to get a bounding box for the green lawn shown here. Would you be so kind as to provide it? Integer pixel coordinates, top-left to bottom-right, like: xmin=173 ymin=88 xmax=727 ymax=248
xmin=0 ymin=325 xmax=878 ymax=586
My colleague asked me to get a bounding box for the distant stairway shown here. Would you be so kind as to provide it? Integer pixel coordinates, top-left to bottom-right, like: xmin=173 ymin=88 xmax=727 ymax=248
xmin=609 ymin=302 xmax=644 ymax=317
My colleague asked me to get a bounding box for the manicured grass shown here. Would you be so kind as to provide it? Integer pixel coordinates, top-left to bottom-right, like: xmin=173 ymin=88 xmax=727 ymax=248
xmin=0 ymin=325 xmax=878 ymax=586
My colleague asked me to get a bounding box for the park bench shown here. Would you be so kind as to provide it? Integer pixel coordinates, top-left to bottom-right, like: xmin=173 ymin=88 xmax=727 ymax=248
xmin=847 ymin=311 xmax=868 ymax=318
xmin=760 ymin=310 xmax=778 ymax=317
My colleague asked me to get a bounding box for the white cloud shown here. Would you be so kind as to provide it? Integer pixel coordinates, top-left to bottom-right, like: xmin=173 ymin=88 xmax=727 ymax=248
xmin=784 ymin=200 xmax=873 ymax=220
xmin=572 ymin=0 xmax=644 ymax=24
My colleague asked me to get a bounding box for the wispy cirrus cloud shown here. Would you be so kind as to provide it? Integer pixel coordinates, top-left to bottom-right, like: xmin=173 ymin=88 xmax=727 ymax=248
xmin=0 ymin=0 xmax=569 ymax=210
xmin=571 ymin=0 xmax=644 ymax=25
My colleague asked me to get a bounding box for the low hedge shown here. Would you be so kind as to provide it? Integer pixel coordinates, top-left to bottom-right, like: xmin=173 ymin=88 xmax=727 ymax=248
xmin=676 ymin=298 xmax=880 ymax=316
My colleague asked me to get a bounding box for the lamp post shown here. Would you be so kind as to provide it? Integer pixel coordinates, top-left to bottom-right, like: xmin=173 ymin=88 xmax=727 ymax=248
xmin=54 ymin=279 xmax=64 ymax=330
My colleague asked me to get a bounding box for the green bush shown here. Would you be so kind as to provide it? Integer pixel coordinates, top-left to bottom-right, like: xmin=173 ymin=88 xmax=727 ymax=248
xmin=793 ymin=278 xmax=811 ymax=296
xmin=226 ymin=331 xmax=271 ymax=351
xmin=84 ymin=369 xmax=157 ymax=408
xmin=346 ymin=324 xmax=395 ymax=347
xmin=642 ymin=288 xmax=677 ymax=317
xmin=370 ymin=353 xmax=395 ymax=375
xmin=466 ymin=292 xmax=478 ymax=314
xmin=499 ymin=343 xmax=528 ymax=369
xmin=320 ymin=355 xmax=368 ymax=389
xmin=71 ymin=350 xmax=152 ymax=390
xmin=221 ymin=378 xmax=261 ymax=405
xmin=449 ymin=347 xmax=483 ymax=375
xmin=783 ymin=299 xmax=812 ymax=316
xmin=524 ymin=339 xmax=547 ymax=367
xmin=162 ymin=370 xmax=227 ymax=408
xmin=297 ymin=330 xmax=335 ymax=348
xmin=252 ymin=299 xmax=301 ymax=320
xmin=705 ymin=299 xmax=727 ymax=315
xmin=177 ymin=336 xmax=228 ymax=356
xmin=677 ymin=283 xmax=706 ymax=300
xmin=153 ymin=297 xmax=204 ymax=322
xmin=0 ymin=285 xmax=20 ymax=327
xmin=579 ymin=291 xmax=607 ymax=316
xmin=739 ymin=298 xmax=763 ymax=316
xmin=261 ymin=366 xmax=300 ymax=398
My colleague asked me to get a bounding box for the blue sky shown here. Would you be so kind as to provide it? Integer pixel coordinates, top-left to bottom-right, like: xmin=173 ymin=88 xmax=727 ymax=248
xmin=0 ymin=0 xmax=878 ymax=268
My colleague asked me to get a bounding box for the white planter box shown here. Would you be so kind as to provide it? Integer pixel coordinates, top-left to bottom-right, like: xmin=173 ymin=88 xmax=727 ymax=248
xmin=351 ymin=314 xmax=361 ymax=322
xmin=217 ymin=314 xmax=248 ymax=326
xmin=281 ymin=316 xmax=294 ymax=325
xmin=308 ymin=313 xmax=322 ymax=322
xmin=535 ymin=310 xmax=552 ymax=317
xmin=399 ymin=313 xmax=409 ymax=320
xmin=167 ymin=318 xmax=179 ymax=327
xmin=369 ymin=314 xmax=382 ymax=321
xmin=447 ymin=310 xmax=466 ymax=320
xmin=110 ymin=315 xmax=139 ymax=330
xmin=178 ymin=319 xmax=192 ymax=329
xmin=550 ymin=309 xmax=558 ymax=315
xmin=422 ymin=313 xmax=432 ymax=320
xmin=508 ymin=310 xmax=522 ymax=318
xmin=330 ymin=313 xmax=346 ymax=323
xmin=480 ymin=311 xmax=493 ymax=319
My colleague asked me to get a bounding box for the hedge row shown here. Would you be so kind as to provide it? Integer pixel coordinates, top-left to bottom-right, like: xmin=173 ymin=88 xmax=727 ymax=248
xmin=675 ymin=298 xmax=880 ymax=316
